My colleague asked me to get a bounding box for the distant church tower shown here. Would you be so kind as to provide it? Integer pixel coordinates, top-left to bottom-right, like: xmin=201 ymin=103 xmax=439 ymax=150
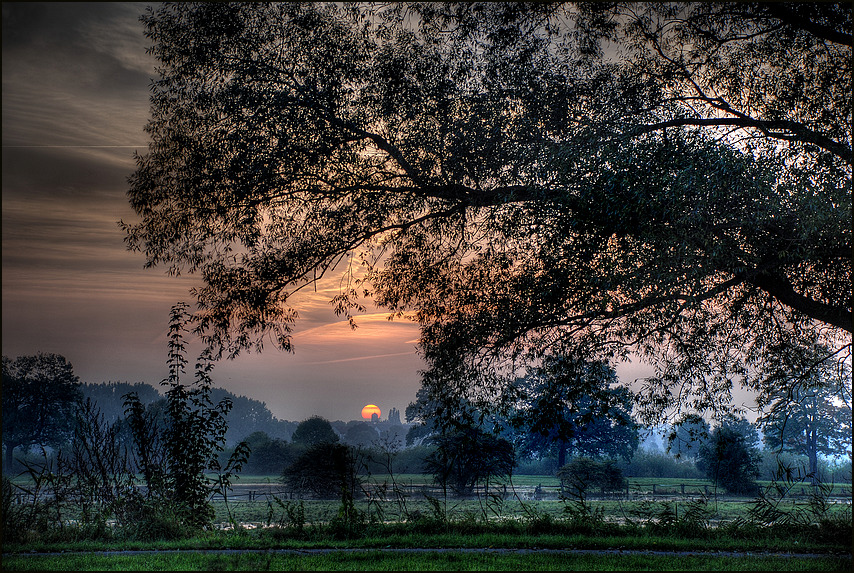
xmin=387 ymin=407 xmax=401 ymax=425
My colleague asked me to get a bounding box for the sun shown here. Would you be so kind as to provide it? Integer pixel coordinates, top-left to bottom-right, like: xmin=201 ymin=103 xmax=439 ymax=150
xmin=361 ymin=404 xmax=381 ymax=420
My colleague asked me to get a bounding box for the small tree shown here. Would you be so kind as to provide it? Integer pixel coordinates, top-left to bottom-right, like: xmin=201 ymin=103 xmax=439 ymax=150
xmin=123 ymin=303 xmax=249 ymax=531
xmin=698 ymin=424 xmax=760 ymax=496
xmin=281 ymin=442 xmax=361 ymax=500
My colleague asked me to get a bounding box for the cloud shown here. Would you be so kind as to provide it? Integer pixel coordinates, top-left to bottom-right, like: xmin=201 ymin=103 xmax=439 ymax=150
xmin=0 ymin=3 xmax=428 ymax=423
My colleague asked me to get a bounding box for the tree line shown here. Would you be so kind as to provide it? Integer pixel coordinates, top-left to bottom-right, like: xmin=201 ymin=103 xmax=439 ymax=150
xmin=4 ymin=348 xmax=850 ymax=502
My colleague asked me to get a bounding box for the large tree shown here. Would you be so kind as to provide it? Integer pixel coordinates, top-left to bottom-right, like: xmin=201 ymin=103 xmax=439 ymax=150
xmin=756 ymin=343 xmax=853 ymax=481
xmin=2 ymin=353 xmax=82 ymax=473
xmin=124 ymin=3 xmax=851 ymax=423
xmin=509 ymin=353 xmax=638 ymax=466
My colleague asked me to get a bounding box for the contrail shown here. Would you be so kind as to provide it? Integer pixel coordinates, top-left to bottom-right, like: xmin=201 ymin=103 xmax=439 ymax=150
xmin=299 ymin=351 xmax=417 ymax=366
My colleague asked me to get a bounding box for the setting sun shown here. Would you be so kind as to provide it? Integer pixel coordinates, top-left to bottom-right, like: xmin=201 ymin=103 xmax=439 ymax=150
xmin=361 ymin=404 xmax=381 ymax=420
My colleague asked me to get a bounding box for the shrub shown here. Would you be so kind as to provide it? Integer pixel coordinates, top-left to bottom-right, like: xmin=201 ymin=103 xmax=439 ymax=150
xmin=281 ymin=442 xmax=362 ymax=499
xmin=618 ymin=448 xmax=703 ymax=479
xmin=557 ymin=457 xmax=627 ymax=501
xmin=698 ymin=426 xmax=760 ymax=495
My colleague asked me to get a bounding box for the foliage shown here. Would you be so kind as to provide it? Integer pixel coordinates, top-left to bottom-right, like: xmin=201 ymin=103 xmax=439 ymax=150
xmin=510 ymin=353 xmax=639 ymax=466
xmin=743 ymin=458 xmax=852 ymax=547
xmin=2 ymin=353 xmax=82 ymax=473
xmin=281 ymin=442 xmax=363 ymax=500
xmin=558 ymin=457 xmax=627 ymax=499
xmin=424 ymin=427 xmax=515 ymax=496
xmin=697 ymin=424 xmax=761 ymax=495
xmin=123 ymin=2 xmax=850 ymax=429
xmin=123 ymin=303 xmax=250 ymax=532
xmin=291 ymin=416 xmax=340 ymax=447
xmin=756 ymin=343 xmax=853 ymax=481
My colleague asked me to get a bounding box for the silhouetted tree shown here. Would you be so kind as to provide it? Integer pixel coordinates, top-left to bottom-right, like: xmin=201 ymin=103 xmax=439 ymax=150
xmin=291 ymin=416 xmax=339 ymax=447
xmin=282 ymin=442 xmax=361 ymax=499
xmin=698 ymin=422 xmax=761 ymax=495
xmin=343 ymin=422 xmax=378 ymax=448
xmin=558 ymin=457 xmax=627 ymax=500
xmin=241 ymin=431 xmax=295 ymax=475
xmin=124 ymin=2 xmax=850 ymax=428
xmin=2 ymin=353 xmax=82 ymax=473
xmin=425 ymin=427 xmax=515 ymax=496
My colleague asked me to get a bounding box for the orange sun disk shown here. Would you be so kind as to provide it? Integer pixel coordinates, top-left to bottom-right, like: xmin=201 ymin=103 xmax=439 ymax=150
xmin=361 ymin=404 xmax=381 ymax=420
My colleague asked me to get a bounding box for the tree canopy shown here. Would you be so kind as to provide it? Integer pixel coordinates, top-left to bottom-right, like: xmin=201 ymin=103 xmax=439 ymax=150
xmin=757 ymin=345 xmax=852 ymax=479
xmin=124 ymin=2 xmax=851 ymax=422
xmin=510 ymin=353 xmax=638 ymax=465
xmin=291 ymin=416 xmax=339 ymax=446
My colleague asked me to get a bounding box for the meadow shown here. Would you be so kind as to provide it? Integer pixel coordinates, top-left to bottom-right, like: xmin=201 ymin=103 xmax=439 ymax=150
xmin=3 ymin=474 xmax=851 ymax=571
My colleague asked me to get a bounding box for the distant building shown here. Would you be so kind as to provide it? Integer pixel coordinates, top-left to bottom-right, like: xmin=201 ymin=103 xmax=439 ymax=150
xmin=387 ymin=407 xmax=401 ymax=425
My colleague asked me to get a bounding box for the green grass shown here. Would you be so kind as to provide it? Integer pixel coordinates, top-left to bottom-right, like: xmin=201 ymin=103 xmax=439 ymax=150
xmin=5 ymin=473 xmax=850 ymax=571
xmin=2 ymin=550 xmax=849 ymax=571
xmin=4 ymin=519 xmax=848 ymax=555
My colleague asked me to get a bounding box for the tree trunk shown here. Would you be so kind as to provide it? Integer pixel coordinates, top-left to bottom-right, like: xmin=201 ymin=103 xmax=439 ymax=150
xmin=808 ymin=427 xmax=818 ymax=486
xmin=4 ymin=442 xmax=18 ymax=474
xmin=557 ymin=439 xmax=567 ymax=468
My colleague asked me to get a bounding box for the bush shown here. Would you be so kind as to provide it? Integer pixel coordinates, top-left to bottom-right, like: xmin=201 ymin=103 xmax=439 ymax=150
xmin=698 ymin=426 xmax=760 ymax=495
xmin=557 ymin=457 xmax=627 ymax=500
xmin=618 ymin=448 xmax=703 ymax=479
xmin=281 ymin=442 xmax=362 ymax=499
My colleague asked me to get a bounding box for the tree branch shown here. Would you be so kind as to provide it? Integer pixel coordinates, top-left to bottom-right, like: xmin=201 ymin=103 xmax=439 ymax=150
xmin=763 ymin=4 xmax=853 ymax=47
xmin=748 ymin=271 xmax=853 ymax=334
xmin=630 ymin=118 xmax=852 ymax=164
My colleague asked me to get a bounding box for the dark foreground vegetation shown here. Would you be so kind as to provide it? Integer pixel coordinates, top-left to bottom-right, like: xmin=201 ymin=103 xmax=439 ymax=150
xmin=3 ymin=499 xmax=851 ymax=571
xmin=3 ymin=464 xmax=851 ymax=571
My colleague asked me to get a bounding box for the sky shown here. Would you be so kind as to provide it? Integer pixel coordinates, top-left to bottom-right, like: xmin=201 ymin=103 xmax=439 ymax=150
xmin=2 ymin=2 xmax=744 ymax=427
xmin=1 ymin=2 xmax=425 ymax=423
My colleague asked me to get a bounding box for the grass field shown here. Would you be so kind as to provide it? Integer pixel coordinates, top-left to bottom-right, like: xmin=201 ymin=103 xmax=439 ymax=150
xmin=4 ymin=473 xmax=851 ymax=571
